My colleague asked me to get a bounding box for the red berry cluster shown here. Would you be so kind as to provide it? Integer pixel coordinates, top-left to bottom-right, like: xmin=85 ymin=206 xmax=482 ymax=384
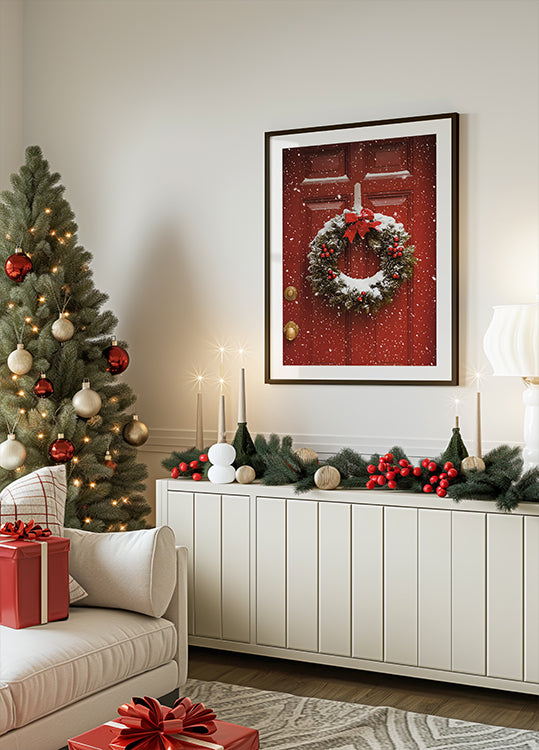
xmin=420 ymin=458 xmax=458 ymax=497
xmin=327 ymin=269 xmax=337 ymax=281
xmin=356 ymin=291 xmax=366 ymax=303
xmin=319 ymin=243 xmax=335 ymax=259
xmin=387 ymin=236 xmax=404 ymax=259
xmin=170 ymin=453 xmax=209 ymax=482
xmin=365 ymin=453 xmax=411 ymax=489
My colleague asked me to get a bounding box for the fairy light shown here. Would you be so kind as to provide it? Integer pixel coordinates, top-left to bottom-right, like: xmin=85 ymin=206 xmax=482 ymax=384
xmin=122 ymin=497 xmax=130 ymax=504
xmin=58 ymin=238 xmax=65 ymax=245
xmin=89 ymin=482 xmax=96 ymax=488
xmin=50 ymin=230 xmax=56 ymax=236
xmin=37 ymin=433 xmax=44 ymax=439
xmin=73 ymin=479 xmax=81 ymax=487
xmin=51 ymin=266 xmax=58 ymax=273
xmin=5 ymin=233 xmax=11 ymax=240
xmin=83 ymin=436 xmax=90 ymax=443
xmin=120 ymin=525 xmax=126 ymax=532
xmin=72 ymin=456 xmax=79 ymax=464
xmin=38 ymin=296 xmax=46 ymax=303
xmin=41 ymin=411 xmax=47 ymax=418
xmin=45 ymin=208 xmax=51 ymax=214
xmin=84 ymin=517 xmax=91 ymax=524
xmin=19 ymin=408 xmax=25 ymax=414
xmin=11 ymin=374 xmax=17 ymax=381
xmin=111 ymin=500 xmax=118 ymax=506
xmin=17 ymin=390 xmax=25 ymax=397
xmin=110 ymin=396 xmax=118 ymax=403
xmin=24 ymin=316 xmax=31 ymax=323
xmin=65 ymin=232 xmax=71 ymax=239
xmin=32 ymin=326 xmax=38 ymax=332
xmin=64 ymin=310 xmax=70 ymax=317
xmin=29 ymin=227 xmax=35 ymax=234
xmin=7 ymin=302 xmax=15 ymax=309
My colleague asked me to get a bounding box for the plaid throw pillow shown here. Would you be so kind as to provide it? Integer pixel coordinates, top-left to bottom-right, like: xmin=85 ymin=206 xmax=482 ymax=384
xmin=0 ymin=464 xmax=87 ymax=603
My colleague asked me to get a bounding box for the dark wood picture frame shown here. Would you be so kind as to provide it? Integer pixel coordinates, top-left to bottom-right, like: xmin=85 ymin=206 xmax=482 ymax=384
xmin=264 ymin=112 xmax=459 ymax=385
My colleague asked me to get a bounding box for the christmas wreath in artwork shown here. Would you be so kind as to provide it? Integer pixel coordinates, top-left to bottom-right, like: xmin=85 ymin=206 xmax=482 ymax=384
xmin=308 ymin=207 xmax=416 ymax=314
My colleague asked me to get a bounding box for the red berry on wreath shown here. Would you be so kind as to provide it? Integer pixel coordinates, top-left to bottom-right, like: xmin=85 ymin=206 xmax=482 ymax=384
xmin=392 ymin=273 xmax=400 ymax=279
xmin=400 ymin=467 xmax=410 ymax=477
xmin=189 ymin=460 xmax=199 ymax=469
xmin=430 ymin=475 xmax=439 ymax=484
xmin=386 ymin=471 xmax=396 ymax=481
xmin=421 ymin=458 xmax=430 ymax=468
xmin=413 ymin=466 xmax=422 ymax=476
xmin=447 ymin=468 xmax=458 ymax=479
xmin=427 ymin=461 xmax=438 ymax=472
xmin=199 ymin=453 xmax=209 ymax=463
xmin=376 ymin=475 xmax=386 ymax=486
xmin=329 ymin=248 xmax=334 ymax=254
xmin=399 ymin=459 xmax=408 ymax=467
xmin=439 ymin=479 xmax=449 ymax=489
xmin=366 ymin=479 xmax=376 ymax=489
xmin=394 ymin=236 xmax=399 ymax=243
xmin=367 ymin=464 xmax=377 ymax=474
xmin=444 ymin=461 xmax=453 ymax=471
xmin=436 ymin=487 xmax=447 ymax=498
xmin=192 ymin=472 xmax=202 ymax=481
xmin=385 ymin=453 xmax=394 ymax=462
xmin=398 ymin=251 xmax=403 ymax=257
xmin=439 ymin=472 xmax=447 ymax=479
xmin=171 ymin=467 xmax=180 ymax=479
xmin=387 ymin=480 xmax=397 ymax=489
xmin=179 ymin=462 xmax=188 ymax=472
xmin=423 ymin=484 xmax=433 ymax=493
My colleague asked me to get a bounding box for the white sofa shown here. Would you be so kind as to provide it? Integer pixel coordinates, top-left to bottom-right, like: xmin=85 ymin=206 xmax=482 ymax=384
xmin=0 ymin=528 xmax=188 ymax=750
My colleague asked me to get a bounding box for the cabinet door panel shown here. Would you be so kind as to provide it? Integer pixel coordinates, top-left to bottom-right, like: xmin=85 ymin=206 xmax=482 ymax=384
xmin=222 ymin=495 xmax=250 ymax=643
xmin=168 ymin=491 xmax=195 ymax=634
xmin=287 ymin=499 xmax=318 ymax=652
xmin=418 ymin=509 xmax=451 ymax=670
xmin=452 ymin=511 xmax=485 ymax=675
xmin=385 ymin=507 xmax=417 ymax=666
xmin=256 ymin=497 xmax=286 ymax=647
xmin=525 ymin=516 xmax=539 ymax=683
xmin=352 ymin=504 xmax=383 ymax=661
xmin=319 ymin=502 xmax=351 ymax=656
xmin=194 ymin=493 xmax=221 ymax=638
xmin=487 ymin=514 xmax=523 ymax=680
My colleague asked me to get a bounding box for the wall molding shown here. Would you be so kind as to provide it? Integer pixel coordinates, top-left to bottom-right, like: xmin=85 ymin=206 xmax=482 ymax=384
xmin=139 ymin=427 xmax=521 ymax=462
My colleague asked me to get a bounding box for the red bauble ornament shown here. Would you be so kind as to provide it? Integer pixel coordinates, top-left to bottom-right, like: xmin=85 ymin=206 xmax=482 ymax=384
xmin=48 ymin=434 xmax=75 ymax=463
xmin=5 ymin=249 xmax=32 ymax=282
xmin=427 ymin=461 xmax=438 ymax=472
xmin=171 ymin=467 xmax=180 ymax=478
xmin=199 ymin=454 xmax=209 ymax=463
xmin=436 ymin=487 xmax=447 ymax=498
xmin=179 ymin=462 xmax=188 ymax=472
xmin=104 ymin=339 xmax=130 ymax=375
xmin=192 ymin=472 xmax=202 ymax=481
xmin=189 ymin=460 xmax=199 ymax=469
xmin=413 ymin=467 xmax=422 ymax=476
xmin=423 ymin=484 xmax=433 ymax=493
xmin=104 ymin=450 xmax=118 ymax=472
xmin=33 ymin=374 xmax=54 ymax=398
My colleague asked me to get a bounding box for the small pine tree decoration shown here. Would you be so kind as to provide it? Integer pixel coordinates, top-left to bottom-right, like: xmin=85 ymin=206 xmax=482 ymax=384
xmin=0 ymin=146 xmax=150 ymax=531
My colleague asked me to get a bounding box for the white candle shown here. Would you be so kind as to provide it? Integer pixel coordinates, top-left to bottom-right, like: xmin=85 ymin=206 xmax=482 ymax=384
xmin=476 ymin=391 xmax=482 ymax=458
xmin=238 ymin=368 xmax=246 ymax=423
xmin=195 ymin=392 xmax=204 ymax=450
xmin=217 ymin=394 xmax=226 ymax=443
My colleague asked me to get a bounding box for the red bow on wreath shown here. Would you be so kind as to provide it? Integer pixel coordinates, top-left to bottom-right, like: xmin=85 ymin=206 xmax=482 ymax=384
xmin=112 ymin=695 xmax=217 ymax=750
xmin=0 ymin=519 xmax=51 ymax=539
xmin=343 ymin=208 xmax=381 ymax=242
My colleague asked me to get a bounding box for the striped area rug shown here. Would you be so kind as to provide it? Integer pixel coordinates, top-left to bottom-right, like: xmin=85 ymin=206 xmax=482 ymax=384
xmin=184 ymin=678 xmax=539 ymax=749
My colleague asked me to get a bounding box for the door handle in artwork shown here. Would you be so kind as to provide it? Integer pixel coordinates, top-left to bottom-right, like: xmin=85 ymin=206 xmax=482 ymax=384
xmin=284 ymin=321 xmax=299 ymax=341
xmin=284 ymin=286 xmax=298 ymax=301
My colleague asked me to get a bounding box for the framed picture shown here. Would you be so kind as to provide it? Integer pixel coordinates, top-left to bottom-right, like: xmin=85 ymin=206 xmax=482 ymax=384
xmin=264 ymin=112 xmax=459 ymax=385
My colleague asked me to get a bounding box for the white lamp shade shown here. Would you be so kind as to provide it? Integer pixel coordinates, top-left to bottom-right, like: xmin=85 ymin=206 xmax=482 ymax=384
xmin=483 ymin=303 xmax=539 ymax=377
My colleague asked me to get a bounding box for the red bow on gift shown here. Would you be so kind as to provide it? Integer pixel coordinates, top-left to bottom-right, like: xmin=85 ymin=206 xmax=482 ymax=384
xmin=112 ymin=695 xmax=217 ymax=750
xmin=343 ymin=208 xmax=381 ymax=242
xmin=0 ymin=519 xmax=51 ymax=539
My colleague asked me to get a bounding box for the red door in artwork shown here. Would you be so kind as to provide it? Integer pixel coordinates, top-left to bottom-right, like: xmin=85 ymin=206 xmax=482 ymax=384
xmin=282 ymin=135 xmax=437 ymax=367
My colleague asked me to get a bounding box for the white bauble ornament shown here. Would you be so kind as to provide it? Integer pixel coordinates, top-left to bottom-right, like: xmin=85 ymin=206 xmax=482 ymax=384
xmin=314 ymin=465 xmax=341 ymax=490
xmin=208 ymin=464 xmax=236 ymax=484
xmin=72 ymin=379 xmax=102 ymax=418
xmin=235 ymin=465 xmax=256 ymax=484
xmin=208 ymin=442 xmax=236 ymax=466
xmin=460 ymin=456 xmax=486 ymax=473
xmin=52 ymin=313 xmax=75 ymax=342
xmin=7 ymin=343 xmax=33 ymax=375
xmin=0 ymin=433 xmax=27 ymax=470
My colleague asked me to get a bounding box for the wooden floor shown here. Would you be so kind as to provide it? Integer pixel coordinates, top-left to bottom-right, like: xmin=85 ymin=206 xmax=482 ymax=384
xmin=188 ymin=647 xmax=539 ymax=731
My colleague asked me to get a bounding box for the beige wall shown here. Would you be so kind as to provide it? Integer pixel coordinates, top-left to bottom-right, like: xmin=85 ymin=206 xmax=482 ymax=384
xmin=0 ymin=0 xmax=23 ymax=187
xmin=15 ymin=0 xmax=539 ymax=517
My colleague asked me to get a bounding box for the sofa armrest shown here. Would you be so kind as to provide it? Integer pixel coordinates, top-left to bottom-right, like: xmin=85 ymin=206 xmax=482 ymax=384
xmin=163 ymin=546 xmax=189 ymax=687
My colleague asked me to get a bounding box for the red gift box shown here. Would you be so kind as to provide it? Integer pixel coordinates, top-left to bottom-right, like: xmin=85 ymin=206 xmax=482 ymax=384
xmin=0 ymin=534 xmax=70 ymax=628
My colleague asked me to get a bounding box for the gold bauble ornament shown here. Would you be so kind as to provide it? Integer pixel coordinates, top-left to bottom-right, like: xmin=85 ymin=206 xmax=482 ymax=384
xmin=314 ymin=465 xmax=341 ymax=490
xmin=72 ymin=379 xmax=102 ymax=418
xmin=7 ymin=343 xmax=33 ymax=375
xmin=52 ymin=313 xmax=75 ymax=342
xmin=295 ymin=447 xmax=319 ymax=464
xmin=235 ymin=465 xmax=256 ymax=484
xmin=123 ymin=415 xmax=149 ymax=446
xmin=460 ymin=456 xmax=486 ymax=473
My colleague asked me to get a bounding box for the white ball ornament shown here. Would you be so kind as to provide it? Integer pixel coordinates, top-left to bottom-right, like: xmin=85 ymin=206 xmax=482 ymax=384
xmin=0 ymin=433 xmax=27 ymax=470
xmin=235 ymin=465 xmax=256 ymax=484
xmin=52 ymin=313 xmax=75 ymax=342
xmin=7 ymin=343 xmax=33 ymax=375
xmin=72 ymin=379 xmax=102 ymax=418
xmin=208 ymin=464 xmax=236 ymax=484
xmin=208 ymin=442 xmax=236 ymax=466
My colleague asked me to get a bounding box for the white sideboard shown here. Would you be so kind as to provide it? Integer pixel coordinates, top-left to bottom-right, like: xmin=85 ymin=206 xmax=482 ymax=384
xmin=156 ymin=479 xmax=539 ymax=694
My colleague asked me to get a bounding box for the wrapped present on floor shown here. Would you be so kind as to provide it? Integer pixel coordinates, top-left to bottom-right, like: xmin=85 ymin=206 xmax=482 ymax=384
xmin=68 ymin=695 xmax=259 ymax=750
xmin=0 ymin=519 xmax=70 ymax=629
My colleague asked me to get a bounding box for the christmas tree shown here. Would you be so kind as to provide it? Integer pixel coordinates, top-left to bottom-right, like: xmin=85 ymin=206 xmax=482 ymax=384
xmin=0 ymin=146 xmax=150 ymax=530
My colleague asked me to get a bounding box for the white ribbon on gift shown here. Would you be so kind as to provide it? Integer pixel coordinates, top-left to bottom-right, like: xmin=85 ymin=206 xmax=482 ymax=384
xmin=105 ymin=721 xmax=225 ymax=750
xmin=0 ymin=537 xmax=48 ymax=624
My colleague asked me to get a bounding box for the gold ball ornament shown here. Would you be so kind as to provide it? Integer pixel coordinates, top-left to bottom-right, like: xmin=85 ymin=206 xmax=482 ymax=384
xmin=7 ymin=343 xmax=33 ymax=375
xmin=52 ymin=313 xmax=75 ymax=342
xmin=123 ymin=415 xmax=149 ymax=447
xmin=72 ymin=379 xmax=102 ymax=418
xmin=314 ymin=465 xmax=341 ymax=490
xmin=460 ymin=456 xmax=486 ymax=473
xmin=235 ymin=465 xmax=256 ymax=484
xmin=295 ymin=447 xmax=319 ymax=464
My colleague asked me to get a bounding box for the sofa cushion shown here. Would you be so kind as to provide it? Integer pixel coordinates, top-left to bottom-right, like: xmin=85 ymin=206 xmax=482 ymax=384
xmin=0 ymin=607 xmax=177 ymax=731
xmin=0 ymin=465 xmax=87 ymax=604
xmin=0 ymin=682 xmax=15 ymax=737
xmin=64 ymin=526 xmax=176 ymax=617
